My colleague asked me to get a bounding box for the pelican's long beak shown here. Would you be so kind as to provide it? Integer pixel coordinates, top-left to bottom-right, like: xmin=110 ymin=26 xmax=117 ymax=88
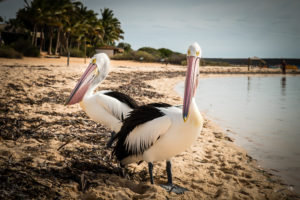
xmin=183 ymin=56 xmax=199 ymax=121
xmin=65 ymin=63 xmax=97 ymax=105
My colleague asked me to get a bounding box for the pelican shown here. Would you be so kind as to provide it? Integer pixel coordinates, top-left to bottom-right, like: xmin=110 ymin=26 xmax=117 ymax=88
xmin=65 ymin=53 xmax=138 ymax=146
xmin=112 ymin=42 xmax=203 ymax=194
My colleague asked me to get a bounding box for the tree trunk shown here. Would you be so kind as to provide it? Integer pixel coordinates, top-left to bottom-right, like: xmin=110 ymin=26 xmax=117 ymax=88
xmin=55 ymin=28 xmax=61 ymax=55
xmin=60 ymin=32 xmax=67 ymax=54
xmin=48 ymin=28 xmax=53 ymax=55
xmin=40 ymin=28 xmax=44 ymax=52
xmin=43 ymin=31 xmax=46 ymax=51
xmin=65 ymin=34 xmax=69 ymax=53
xmin=67 ymin=34 xmax=70 ymax=66
xmin=84 ymin=38 xmax=86 ymax=64
xmin=34 ymin=28 xmax=38 ymax=47
xmin=70 ymin=38 xmax=73 ymax=49
xmin=32 ymin=24 xmax=36 ymax=45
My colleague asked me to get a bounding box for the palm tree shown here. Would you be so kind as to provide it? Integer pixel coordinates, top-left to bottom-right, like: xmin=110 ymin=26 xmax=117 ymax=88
xmin=72 ymin=5 xmax=102 ymax=47
xmin=17 ymin=0 xmax=49 ymax=50
xmin=4 ymin=18 xmax=23 ymax=32
xmin=51 ymin=0 xmax=74 ymax=55
xmin=7 ymin=0 xmax=124 ymax=56
xmin=100 ymin=8 xmax=124 ymax=46
xmin=17 ymin=1 xmax=38 ymax=45
xmin=61 ymin=1 xmax=83 ymax=54
xmin=72 ymin=5 xmax=103 ymax=61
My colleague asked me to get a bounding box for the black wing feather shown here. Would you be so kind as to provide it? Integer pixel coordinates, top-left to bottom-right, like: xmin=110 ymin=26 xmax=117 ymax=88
xmin=104 ymin=91 xmax=138 ymax=109
xmin=112 ymin=105 xmax=167 ymax=161
xmin=146 ymin=102 xmax=172 ymax=108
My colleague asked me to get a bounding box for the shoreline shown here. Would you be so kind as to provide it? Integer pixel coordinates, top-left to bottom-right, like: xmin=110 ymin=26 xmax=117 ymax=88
xmin=173 ymin=75 xmax=300 ymax=194
xmin=0 ymin=57 xmax=299 ymax=199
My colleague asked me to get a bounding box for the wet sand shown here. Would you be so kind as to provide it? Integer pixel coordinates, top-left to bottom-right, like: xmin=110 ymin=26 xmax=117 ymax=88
xmin=0 ymin=57 xmax=299 ymax=199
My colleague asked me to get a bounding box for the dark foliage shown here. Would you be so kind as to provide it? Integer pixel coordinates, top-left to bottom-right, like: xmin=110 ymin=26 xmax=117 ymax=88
xmin=0 ymin=46 xmax=23 ymax=58
xmin=10 ymin=39 xmax=40 ymax=57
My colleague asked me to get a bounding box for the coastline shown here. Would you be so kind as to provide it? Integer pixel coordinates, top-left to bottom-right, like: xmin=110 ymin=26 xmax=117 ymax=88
xmin=0 ymin=57 xmax=299 ymax=199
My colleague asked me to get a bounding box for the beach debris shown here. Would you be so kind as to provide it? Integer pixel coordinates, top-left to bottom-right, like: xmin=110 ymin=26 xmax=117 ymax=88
xmin=0 ymin=63 xmax=298 ymax=199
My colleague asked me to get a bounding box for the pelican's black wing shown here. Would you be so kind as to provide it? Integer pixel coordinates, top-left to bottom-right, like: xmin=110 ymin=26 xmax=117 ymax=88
xmin=104 ymin=91 xmax=138 ymax=109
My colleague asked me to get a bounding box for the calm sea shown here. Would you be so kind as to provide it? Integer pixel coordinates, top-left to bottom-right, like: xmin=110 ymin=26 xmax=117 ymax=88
xmin=176 ymin=75 xmax=300 ymax=193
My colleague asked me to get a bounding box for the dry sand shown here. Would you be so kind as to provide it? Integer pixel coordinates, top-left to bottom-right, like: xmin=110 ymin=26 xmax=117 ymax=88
xmin=0 ymin=57 xmax=299 ymax=199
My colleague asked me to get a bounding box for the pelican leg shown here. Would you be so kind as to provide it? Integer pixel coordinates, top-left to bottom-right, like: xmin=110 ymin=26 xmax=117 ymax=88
xmin=106 ymin=131 xmax=116 ymax=148
xmin=160 ymin=161 xmax=188 ymax=194
xmin=166 ymin=160 xmax=172 ymax=184
xmin=148 ymin=162 xmax=154 ymax=184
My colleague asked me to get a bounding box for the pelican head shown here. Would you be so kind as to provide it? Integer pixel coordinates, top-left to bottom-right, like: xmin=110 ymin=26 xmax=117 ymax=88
xmin=65 ymin=53 xmax=110 ymax=105
xmin=183 ymin=42 xmax=201 ymax=121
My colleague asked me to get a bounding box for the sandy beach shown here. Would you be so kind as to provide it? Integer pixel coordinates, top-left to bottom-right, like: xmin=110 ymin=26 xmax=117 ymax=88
xmin=0 ymin=57 xmax=299 ymax=199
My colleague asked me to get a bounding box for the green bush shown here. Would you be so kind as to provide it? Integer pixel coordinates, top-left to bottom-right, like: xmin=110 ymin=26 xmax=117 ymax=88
xmin=202 ymin=59 xmax=230 ymax=66
xmin=168 ymin=53 xmax=186 ymax=65
xmin=0 ymin=46 xmax=23 ymax=58
xmin=10 ymin=39 xmax=40 ymax=57
xmin=24 ymin=46 xmax=40 ymax=57
xmin=158 ymin=48 xmax=173 ymax=58
xmin=112 ymin=52 xmax=134 ymax=60
xmin=137 ymin=47 xmax=160 ymax=58
xmin=86 ymin=46 xmax=96 ymax=57
xmin=68 ymin=48 xmax=85 ymax=57
xmin=132 ymin=50 xmax=159 ymax=62
xmin=113 ymin=50 xmax=159 ymax=62
xmin=117 ymin=42 xmax=132 ymax=52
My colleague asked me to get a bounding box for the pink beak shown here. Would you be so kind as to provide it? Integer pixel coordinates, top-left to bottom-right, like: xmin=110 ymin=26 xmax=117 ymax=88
xmin=65 ymin=63 xmax=97 ymax=105
xmin=183 ymin=56 xmax=199 ymax=121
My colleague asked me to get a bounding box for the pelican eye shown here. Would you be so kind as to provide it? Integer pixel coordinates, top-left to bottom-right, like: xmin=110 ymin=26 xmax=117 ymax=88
xmin=196 ymin=51 xmax=200 ymax=57
xmin=92 ymin=59 xmax=96 ymax=64
xmin=187 ymin=50 xmax=191 ymax=56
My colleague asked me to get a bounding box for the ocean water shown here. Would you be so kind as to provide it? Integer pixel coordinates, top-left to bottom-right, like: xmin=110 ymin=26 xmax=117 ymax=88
xmin=176 ymin=75 xmax=300 ymax=193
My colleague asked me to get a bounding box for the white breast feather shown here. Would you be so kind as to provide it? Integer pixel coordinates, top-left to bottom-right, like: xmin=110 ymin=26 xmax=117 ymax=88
xmin=125 ymin=116 xmax=171 ymax=154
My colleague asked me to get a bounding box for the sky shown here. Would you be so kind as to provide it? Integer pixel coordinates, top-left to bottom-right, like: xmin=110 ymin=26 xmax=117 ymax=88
xmin=0 ymin=0 xmax=300 ymax=58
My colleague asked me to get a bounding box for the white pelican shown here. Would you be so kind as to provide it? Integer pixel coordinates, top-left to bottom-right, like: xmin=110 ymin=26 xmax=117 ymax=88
xmin=65 ymin=53 xmax=138 ymax=146
xmin=112 ymin=42 xmax=203 ymax=194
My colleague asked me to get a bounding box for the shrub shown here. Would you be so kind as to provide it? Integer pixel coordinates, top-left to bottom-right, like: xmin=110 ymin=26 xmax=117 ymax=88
xmin=168 ymin=53 xmax=186 ymax=65
xmin=202 ymin=59 xmax=230 ymax=66
xmin=158 ymin=48 xmax=173 ymax=58
xmin=137 ymin=47 xmax=160 ymax=58
xmin=132 ymin=50 xmax=159 ymax=62
xmin=112 ymin=52 xmax=134 ymax=60
xmin=113 ymin=50 xmax=161 ymax=62
xmin=24 ymin=46 xmax=40 ymax=57
xmin=68 ymin=48 xmax=85 ymax=57
xmin=86 ymin=46 xmax=96 ymax=57
xmin=117 ymin=42 xmax=132 ymax=52
xmin=10 ymin=39 xmax=40 ymax=57
xmin=0 ymin=46 xmax=23 ymax=58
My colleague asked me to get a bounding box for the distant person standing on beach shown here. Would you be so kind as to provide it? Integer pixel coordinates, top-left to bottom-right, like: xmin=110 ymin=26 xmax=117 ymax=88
xmin=281 ymin=60 xmax=287 ymax=74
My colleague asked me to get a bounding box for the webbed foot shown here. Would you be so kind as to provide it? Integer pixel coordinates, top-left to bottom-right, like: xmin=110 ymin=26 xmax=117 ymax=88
xmin=160 ymin=183 xmax=188 ymax=194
